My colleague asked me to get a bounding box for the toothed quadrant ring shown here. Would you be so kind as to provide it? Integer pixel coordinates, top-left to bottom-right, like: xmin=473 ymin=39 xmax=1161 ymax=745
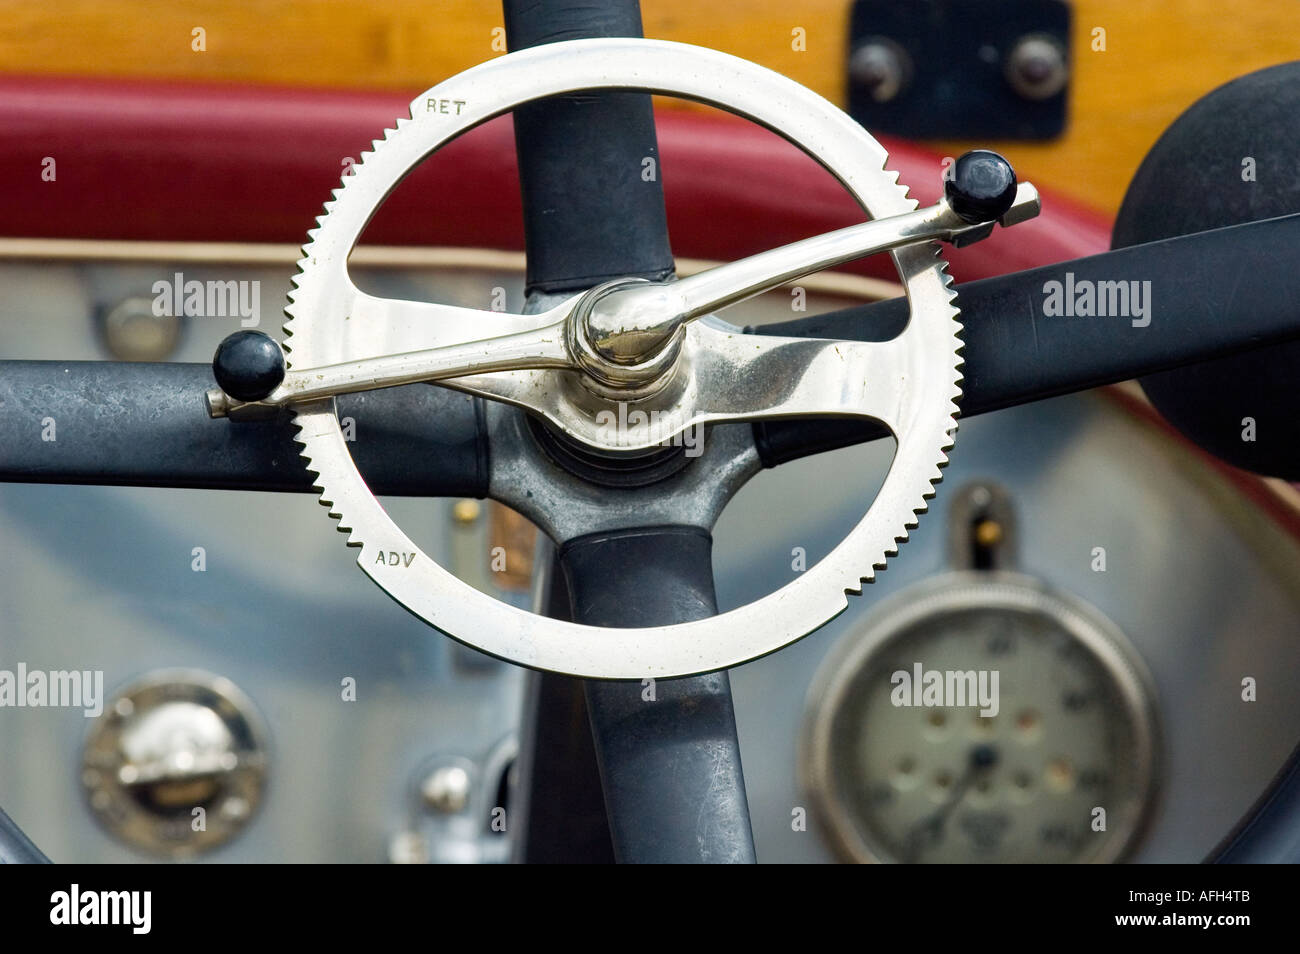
xmin=206 ymin=39 xmax=1037 ymax=678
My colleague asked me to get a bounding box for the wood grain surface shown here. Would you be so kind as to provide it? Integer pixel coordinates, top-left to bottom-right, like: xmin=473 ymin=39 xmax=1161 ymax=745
xmin=1 ymin=1 xmax=1297 ymax=213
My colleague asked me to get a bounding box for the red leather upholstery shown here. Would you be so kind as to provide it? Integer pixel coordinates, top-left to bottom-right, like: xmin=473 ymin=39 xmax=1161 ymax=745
xmin=0 ymin=77 xmax=1111 ymax=279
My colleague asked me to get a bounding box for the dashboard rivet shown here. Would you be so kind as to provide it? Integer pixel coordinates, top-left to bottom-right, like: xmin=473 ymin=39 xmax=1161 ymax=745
xmin=452 ymin=499 xmax=482 ymax=524
xmin=422 ymin=765 xmax=472 ymax=814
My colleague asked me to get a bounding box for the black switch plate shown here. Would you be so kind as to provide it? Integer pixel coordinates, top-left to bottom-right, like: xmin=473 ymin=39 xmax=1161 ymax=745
xmin=847 ymin=0 xmax=1071 ymax=141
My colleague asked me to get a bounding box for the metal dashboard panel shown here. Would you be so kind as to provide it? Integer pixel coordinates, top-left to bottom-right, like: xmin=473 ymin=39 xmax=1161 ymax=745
xmin=0 ymin=258 xmax=1297 ymax=861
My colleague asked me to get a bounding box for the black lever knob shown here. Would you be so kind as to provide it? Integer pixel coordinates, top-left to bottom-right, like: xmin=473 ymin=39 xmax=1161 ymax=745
xmin=212 ymin=330 xmax=285 ymax=402
xmin=944 ymin=150 xmax=1019 ymax=224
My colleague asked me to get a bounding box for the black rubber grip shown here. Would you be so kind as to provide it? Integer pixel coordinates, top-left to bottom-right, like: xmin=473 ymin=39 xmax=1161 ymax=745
xmin=504 ymin=1 xmax=675 ymax=294
xmin=0 ymin=361 xmax=489 ymax=496
xmin=752 ymin=213 xmax=1300 ymax=468
xmin=557 ymin=525 xmax=757 ymax=864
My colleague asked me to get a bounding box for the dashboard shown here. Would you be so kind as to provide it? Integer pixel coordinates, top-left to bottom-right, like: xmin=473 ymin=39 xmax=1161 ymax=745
xmin=2 ymin=252 xmax=1297 ymax=862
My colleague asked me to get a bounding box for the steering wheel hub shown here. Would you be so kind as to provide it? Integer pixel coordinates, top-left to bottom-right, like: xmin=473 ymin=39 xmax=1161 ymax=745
xmin=566 ymin=279 xmax=687 ymax=393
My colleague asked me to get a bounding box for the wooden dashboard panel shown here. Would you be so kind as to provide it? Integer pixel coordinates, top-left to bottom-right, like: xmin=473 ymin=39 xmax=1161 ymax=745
xmin=0 ymin=1 xmax=1298 ymax=213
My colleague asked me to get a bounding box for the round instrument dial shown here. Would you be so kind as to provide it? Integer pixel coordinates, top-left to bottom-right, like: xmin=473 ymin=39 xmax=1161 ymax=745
xmin=802 ymin=572 xmax=1159 ymax=863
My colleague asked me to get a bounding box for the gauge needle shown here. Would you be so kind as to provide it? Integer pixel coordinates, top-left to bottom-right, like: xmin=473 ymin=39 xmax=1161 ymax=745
xmin=902 ymin=743 xmax=999 ymax=863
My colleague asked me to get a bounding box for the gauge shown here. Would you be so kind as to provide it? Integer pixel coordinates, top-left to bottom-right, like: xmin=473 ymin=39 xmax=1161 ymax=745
xmin=801 ymin=571 xmax=1159 ymax=863
xmin=98 ymin=295 xmax=183 ymax=361
xmin=82 ymin=670 xmax=268 ymax=857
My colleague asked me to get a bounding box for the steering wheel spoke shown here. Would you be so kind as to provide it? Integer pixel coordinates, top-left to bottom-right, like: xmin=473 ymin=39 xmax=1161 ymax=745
xmin=555 ymin=524 xmax=756 ymax=864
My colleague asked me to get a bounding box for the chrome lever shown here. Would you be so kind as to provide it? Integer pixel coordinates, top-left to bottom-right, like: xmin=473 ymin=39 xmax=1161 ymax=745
xmin=207 ymin=151 xmax=1038 ymax=416
xmin=582 ymin=150 xmax=1039 ymax=366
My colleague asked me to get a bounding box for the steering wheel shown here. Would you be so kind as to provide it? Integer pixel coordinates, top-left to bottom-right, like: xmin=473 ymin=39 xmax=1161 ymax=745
xmin=204 ymin=34 xmax=1039 ymax=862
xmin=3 ymin=2 xmax=1299 ymax=865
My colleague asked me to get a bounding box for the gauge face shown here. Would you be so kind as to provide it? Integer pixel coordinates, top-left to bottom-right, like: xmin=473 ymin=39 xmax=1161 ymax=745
xmin=82 ymin=670 xmax=268 ymax=857
xmin=803 ymin=573 xmax=1159 ymax=863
